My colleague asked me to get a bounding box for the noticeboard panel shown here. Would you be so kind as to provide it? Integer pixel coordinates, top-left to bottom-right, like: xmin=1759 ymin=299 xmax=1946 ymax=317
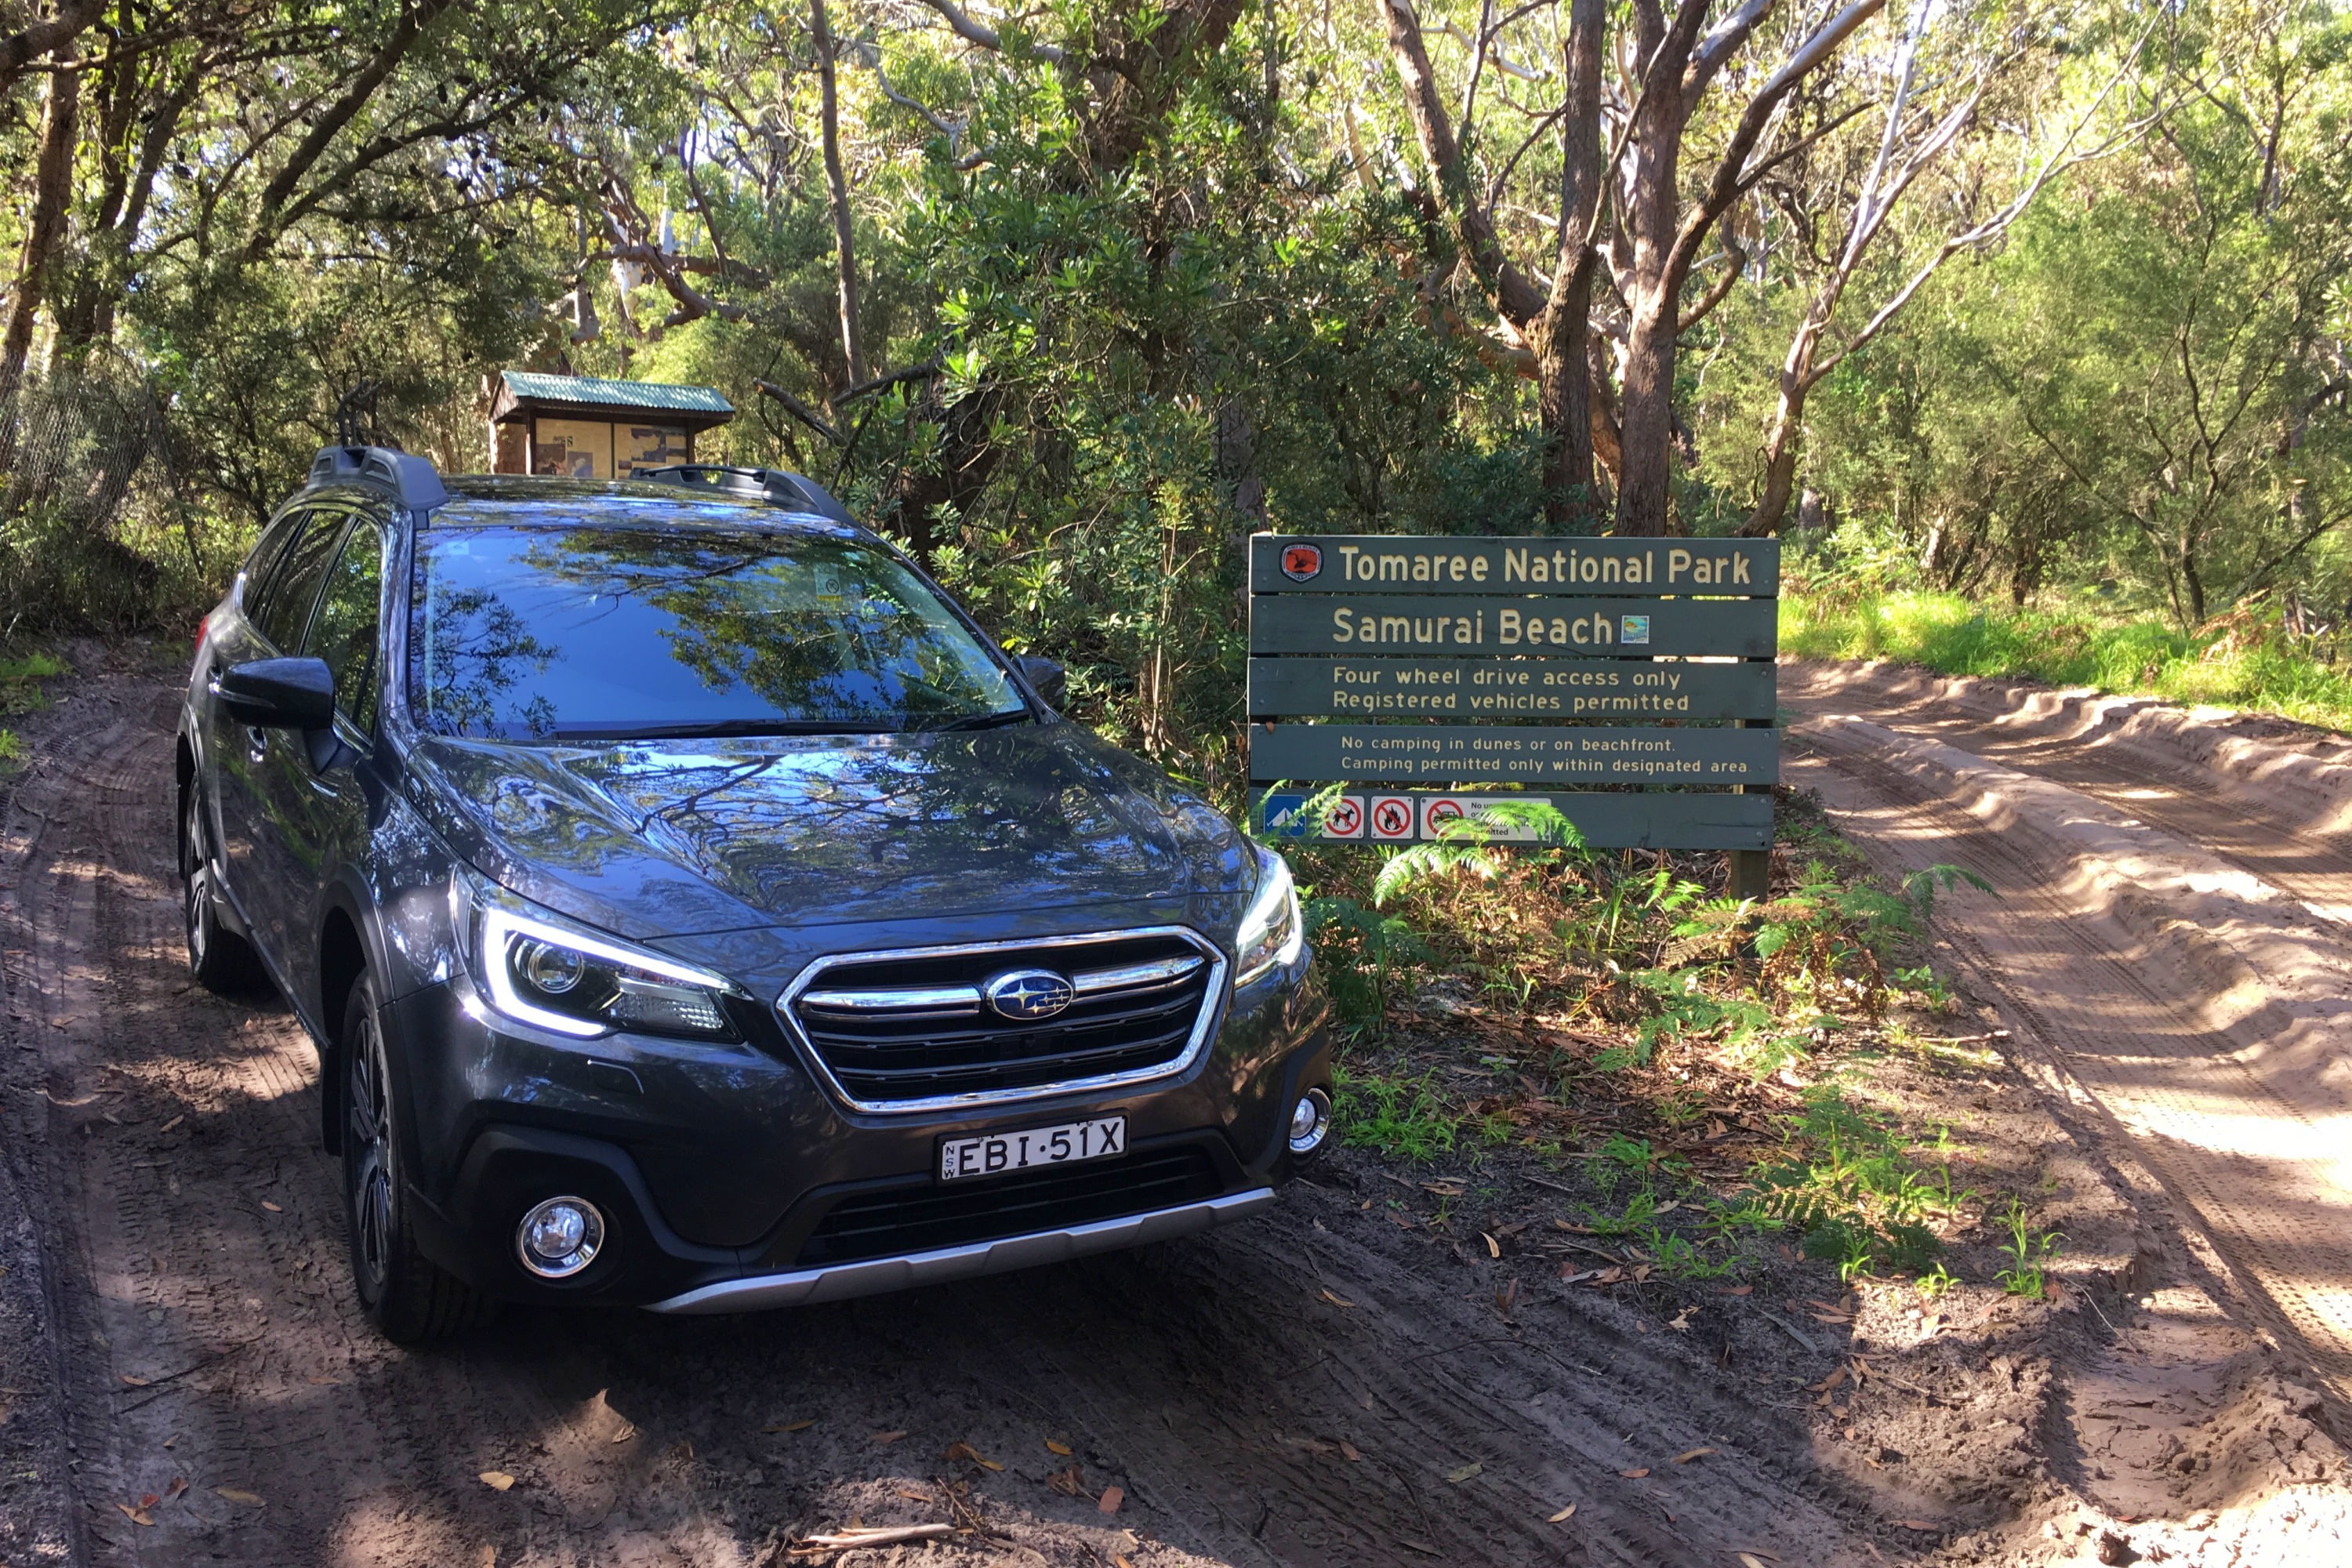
xmin=1247 ymin=594 xmax=1777 ymax=658
xmin=1246 ymin=655 xmax=1776 ymax=720
xmin=1250 ymin=535 xmax=1777 ymax=597
xmin=1249 ymin=723 xmax=1777 ymax=787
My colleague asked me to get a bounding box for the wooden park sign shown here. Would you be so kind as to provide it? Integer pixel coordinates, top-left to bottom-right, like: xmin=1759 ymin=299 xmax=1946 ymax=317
xmin=1246 ymin=533 xmax=1779 ymax=882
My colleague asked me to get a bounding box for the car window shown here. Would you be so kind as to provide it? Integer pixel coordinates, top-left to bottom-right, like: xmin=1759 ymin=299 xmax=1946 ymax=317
xmin=408 ymin=517 xmax=1021 ymax=740
xmin=239 ymin=508 xmax=310 ymax=614
xmin=254 ymin=510 xmax=351 ymax=652
xmin=304 ymin=516 xmax=383 ymax=733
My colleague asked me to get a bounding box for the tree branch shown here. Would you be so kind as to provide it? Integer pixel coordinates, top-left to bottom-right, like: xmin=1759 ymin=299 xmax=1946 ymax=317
xmin=910 ymin=0 xmax=1066 ymax=63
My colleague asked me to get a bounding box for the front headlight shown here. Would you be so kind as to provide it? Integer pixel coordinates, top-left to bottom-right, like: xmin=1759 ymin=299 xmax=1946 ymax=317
xmin=1234 ymin=847 xmax=1305 ymax=988
xmin=455 ymin=872 xmax=743 ymax=1043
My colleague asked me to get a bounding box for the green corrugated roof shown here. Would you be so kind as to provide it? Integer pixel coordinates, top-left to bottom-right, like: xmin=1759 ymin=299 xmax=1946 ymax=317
xmin=499 ymin=371 xmax=735 ymax=416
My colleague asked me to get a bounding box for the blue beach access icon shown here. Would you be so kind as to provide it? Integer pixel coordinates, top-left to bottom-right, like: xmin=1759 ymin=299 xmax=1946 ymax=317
xmin=1619 ymin=614 xmax=1651 ymax=645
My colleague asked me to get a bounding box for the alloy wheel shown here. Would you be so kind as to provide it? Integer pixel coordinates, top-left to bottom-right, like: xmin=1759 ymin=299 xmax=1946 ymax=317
xmin=347 ymin=1010 xmax=394 ymax=1296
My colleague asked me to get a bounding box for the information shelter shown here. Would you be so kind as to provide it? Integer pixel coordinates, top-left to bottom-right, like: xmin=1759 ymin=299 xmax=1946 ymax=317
xmin=1246 ymin=533 xmax=1780 ymax=878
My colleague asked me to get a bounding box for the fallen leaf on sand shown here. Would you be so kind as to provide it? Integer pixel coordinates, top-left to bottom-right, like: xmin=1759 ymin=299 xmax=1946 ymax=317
xmin=118 ymin=1374 xmax=150 ymax=1387
xmin=140 ymin=1493 xmax=159 ymax=1508
xmin=611 ymin=1428 xmax=636 ymax=1444
xmin=1666 ymin=1306 xmax=1696 ymax=1333
xmin=1446 ymin=1462 xmax=1482 ymax=1483
xmin=479 ymin=1472 xmax=516 ymax=1491
xmin=117 ymin=1503 xmax=154 ymax=1526
xmin=158 ymin=1115 xmax=185 ymax=1133
xmin=1718 ymin=1284 xmax=1753 ymax=1296
xmin=1672 ymin=1448 xmax=1717 ymax=1465
xmin=945 ymin=1441 xmax=1004 ymax=1472
xmin=871 ymin=1429 xmax=908 ymax=1444
xmin=1547 ymin=1504 xmax=1577 ymax=1523
xmin=1047 ymin=1465 xmax=1085 ymax=1496
xmin=213 ymin=1488 xmax=264 ymax=1506
xmin=1740 ymin=1554 xmax=1773 ymax=1567
xmin=896 ymin=1489 xmax=933 ymax=1504
xmin=261 ymin=1201 xmax=282 ymax=1214
xmin=1559 ymin=1266 xmax=1600 ymax=1284
xmin=1116 ymin=1558 xmax=1136 ymax=1568
xmin=1807 ymin=1367 xmax=1849 ymax=1394
xmin=1618 ymin=1468 xmax=1650 ymax=1479
xmin=1045 ymin=1438 xmax=1073 ymax=1455
xmin=165 ymin=1478 xmax=187 ymax=1499
xmin=1318 ymin=1289 xmax=1355 ymax=1308
xmin=763 ymin=1419 xmax=815 ymax=1433
xmin=1098 ymin=1485 xmax=1123 ymax=1515
xmin=1809 ymin=1312 xmax=1851 ymax=1324
xmin=1339 ymin=1441 xmax=1363 ymax=1462
xmin=1481 ymin=1232 xmax=1501 ymax=1259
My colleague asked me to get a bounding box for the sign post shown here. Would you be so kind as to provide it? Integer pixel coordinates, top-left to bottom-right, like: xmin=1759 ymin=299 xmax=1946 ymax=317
xmin=1247 ymin=534 xmax=1780 ymax=875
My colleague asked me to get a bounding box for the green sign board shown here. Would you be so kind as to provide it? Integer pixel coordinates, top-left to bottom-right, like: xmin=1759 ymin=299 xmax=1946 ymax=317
xmin=1247 ymin=593 xmax=1776 ymax=657
xmin=1253 ymin=723 xmax=1777 ymax=786
xmin=1247 ymin=655 xmax=1776 ymax=720
xmin=1245 ymin=531 xmax=1781 ymax=858
xmin=1250 ymin=535 xmax=1778 ymax=597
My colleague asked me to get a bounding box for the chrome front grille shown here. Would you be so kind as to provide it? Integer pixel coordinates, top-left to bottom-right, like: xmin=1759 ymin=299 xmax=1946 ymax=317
xmin=779 ymin=928 xmax=1225 ymax=1112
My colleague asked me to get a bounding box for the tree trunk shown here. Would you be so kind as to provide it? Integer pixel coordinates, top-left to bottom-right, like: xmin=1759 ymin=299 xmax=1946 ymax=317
xmin=1741 ymin=309 xmax=1830 ymax=535
xmin=812 ymin=0 xmax=867 ymax=388
xmin=1614 ymin=298 xmax=1678 ymax=535
xmin=1 ymin=44 xmax=82 ymax=396
xmin=1534 ymin=0 xmax=1604 ymax=528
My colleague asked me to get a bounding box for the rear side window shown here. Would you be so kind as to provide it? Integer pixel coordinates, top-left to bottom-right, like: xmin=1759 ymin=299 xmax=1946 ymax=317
xmin=303 ymin=517 xmax=384 ymax=732
xmin=239 ymin=509 xmax=308 ymax=611
xmin=254 ymin=510 xmax=350 ymax=651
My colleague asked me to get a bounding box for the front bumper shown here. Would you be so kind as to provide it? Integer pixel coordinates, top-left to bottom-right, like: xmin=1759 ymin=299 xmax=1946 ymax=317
xmin=646 ymin=1188 xmax=1276 ymax=1312
xmin=387 ymin=963 xmax=1331 ymax=1310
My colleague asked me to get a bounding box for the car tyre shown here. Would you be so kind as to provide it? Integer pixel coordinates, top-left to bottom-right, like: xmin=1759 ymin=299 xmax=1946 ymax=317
xmin=181 ymin=789 xmax=266 ymax=993
xmin=343 ymin=975 xmax=496 ymax=1342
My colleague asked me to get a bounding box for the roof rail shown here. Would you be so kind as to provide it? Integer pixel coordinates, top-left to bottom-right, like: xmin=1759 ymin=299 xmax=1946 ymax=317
xmin=633 ymin=464 xmax=856 ymax=527
xmin=309 ymin=445 xmax=449 ymax=510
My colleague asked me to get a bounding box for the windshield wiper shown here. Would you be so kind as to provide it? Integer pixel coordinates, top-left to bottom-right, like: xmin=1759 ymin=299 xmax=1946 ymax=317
xmin=926 ymin=708 xmax=1032 ymax=733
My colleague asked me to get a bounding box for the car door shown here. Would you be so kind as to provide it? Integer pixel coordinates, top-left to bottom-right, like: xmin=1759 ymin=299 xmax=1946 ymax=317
xmin=197 ymin=506 xmax=310 ymax=906
xmin=252 ymin=507 xmax=387 ymax=1014
xmin=216 ymin=506 xmax=354 ymax=970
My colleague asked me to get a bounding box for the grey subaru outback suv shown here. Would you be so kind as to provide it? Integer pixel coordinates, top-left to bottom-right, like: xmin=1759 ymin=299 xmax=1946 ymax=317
xmin=177 ymin=446 xmax=1333 ymax=1341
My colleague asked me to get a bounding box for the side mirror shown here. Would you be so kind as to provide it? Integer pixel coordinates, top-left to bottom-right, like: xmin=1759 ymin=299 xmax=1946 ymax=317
xmin=217 ymin=657 xmax=336 ymax=731
xmin=1015 ymin=655 xmax=1066 ymax=709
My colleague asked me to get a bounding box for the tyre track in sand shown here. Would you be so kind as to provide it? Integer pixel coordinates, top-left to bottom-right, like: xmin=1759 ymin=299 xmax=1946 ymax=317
xmin=2 ymin=669 xmax=1897 ymax=1568
xmin=1784 ymin=710 xmax=2352 ymax=1421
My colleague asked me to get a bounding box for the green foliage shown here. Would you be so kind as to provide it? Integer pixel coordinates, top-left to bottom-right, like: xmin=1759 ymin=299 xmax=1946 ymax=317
xmin=1787 ymin=579 xmax=2352 ymax=732
xmin=1741 ymin=1090 xmax=1958 ymax=1280
xmin=1994 ymin=1198 xmax=2063 ymax=1298
xmin=1305 ymin=895 xmax=1433 ymax=1037
xmin=1332 ymin=1065 xmax=1457 ymax=1162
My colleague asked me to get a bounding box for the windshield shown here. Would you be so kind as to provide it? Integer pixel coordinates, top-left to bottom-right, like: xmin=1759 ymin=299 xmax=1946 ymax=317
xmin=408 ymin=517 xmax=1022 ymax=740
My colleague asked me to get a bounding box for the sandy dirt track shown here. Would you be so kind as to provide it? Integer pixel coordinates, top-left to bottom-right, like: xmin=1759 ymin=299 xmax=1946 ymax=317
xmin=1 ymin=661 xmax=1919 ymax=1568
xmin=1784 ymin=661 xmax=2352 ymax=1548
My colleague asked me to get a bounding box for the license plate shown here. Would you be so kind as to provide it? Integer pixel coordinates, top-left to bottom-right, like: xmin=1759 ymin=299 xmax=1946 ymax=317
xmin=938 ymin=1116 xmax=1127 ymax=1182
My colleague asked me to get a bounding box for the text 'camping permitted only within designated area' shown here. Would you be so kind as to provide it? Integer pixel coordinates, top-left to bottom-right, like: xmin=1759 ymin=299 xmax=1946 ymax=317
xmin=1247 ymin=534 xmax=1780 ymax=853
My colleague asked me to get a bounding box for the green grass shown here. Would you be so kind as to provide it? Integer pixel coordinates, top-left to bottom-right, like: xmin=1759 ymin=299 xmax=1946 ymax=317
xmin=1332 ymin=1065 xmax=1458 ymax=1162
xmin=1781 ymin=587 xmax=2352 ymax=734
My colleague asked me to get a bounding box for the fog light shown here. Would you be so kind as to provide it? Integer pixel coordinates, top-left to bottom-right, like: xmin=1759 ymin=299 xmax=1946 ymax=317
xmin=516 ymin=1196 xmax=604 ymax=1279
xmin=1288 ymin=1087 xmax=1334 ymax=1157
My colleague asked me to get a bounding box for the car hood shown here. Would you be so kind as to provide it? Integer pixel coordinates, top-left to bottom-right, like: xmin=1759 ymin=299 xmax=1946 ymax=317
xmin=401 ymin=723 xmax=1254 ymax=938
